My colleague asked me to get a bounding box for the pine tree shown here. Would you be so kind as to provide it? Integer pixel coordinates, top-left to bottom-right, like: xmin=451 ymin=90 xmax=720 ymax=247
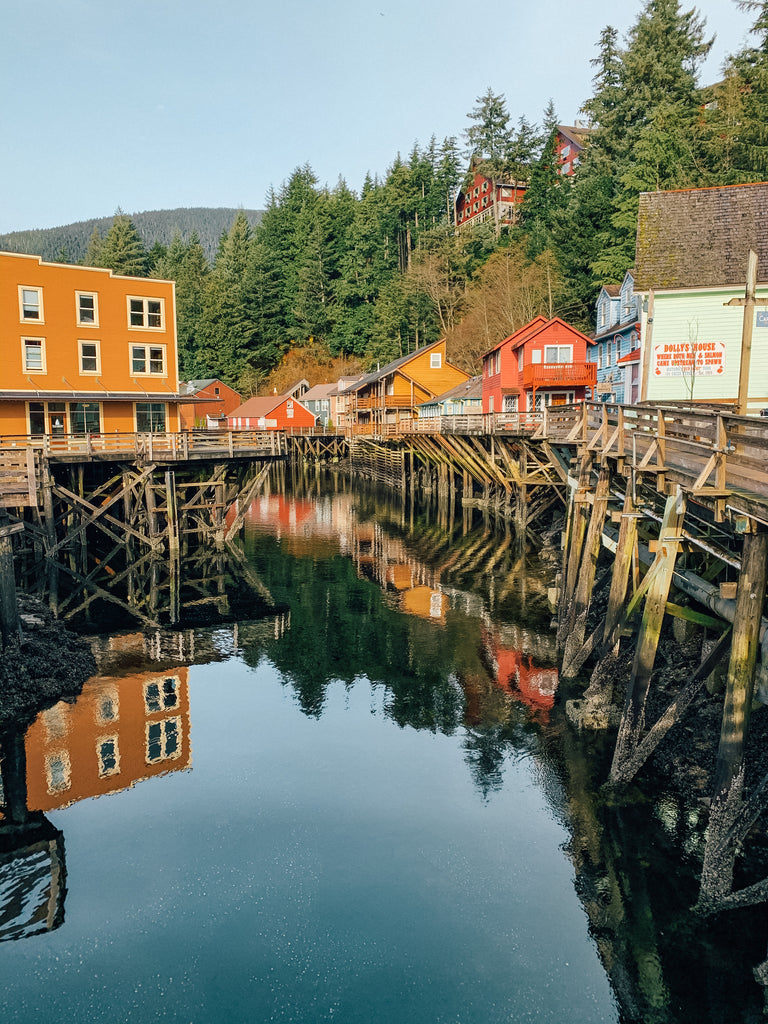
xmin=464 ymin=88 xmax=513 ymax=170
xmin=83 ymin=226 xmax=104 ymax=268
xmin=99 ymin=211 xmax=148 ymax=276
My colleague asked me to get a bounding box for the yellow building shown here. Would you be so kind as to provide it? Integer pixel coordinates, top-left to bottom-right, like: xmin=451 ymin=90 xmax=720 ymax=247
xmin=347 ymin=339 xmax=470 ymax=434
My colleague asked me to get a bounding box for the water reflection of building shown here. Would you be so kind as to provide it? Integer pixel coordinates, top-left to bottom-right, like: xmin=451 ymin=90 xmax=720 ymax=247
xmin=0 ymin=820 xmax=65 ymax=942
xmin=23 ymin=668 xmax=191 ymax=813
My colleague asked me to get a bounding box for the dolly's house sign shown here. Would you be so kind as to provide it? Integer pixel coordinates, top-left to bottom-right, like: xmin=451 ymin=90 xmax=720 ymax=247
xmin=653 ymin=340 xmax=726 ymax=377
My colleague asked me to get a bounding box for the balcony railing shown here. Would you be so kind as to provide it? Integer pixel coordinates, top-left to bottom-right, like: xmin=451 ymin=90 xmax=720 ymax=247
xmin=522 ymin=361 xmax=597 ymax=389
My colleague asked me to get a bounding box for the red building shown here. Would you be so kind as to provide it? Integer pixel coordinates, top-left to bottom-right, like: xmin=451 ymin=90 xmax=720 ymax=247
xmin=482 ymin=316 xmax=596 ymax=413
xmin=554 ymin=124 xmax=593 ymax=177
xmin=455 ymin=166 xmax=526 ymax=230
xmin=178 ymin=378 xmax=242 ymax=430
xmin=227 ymin=394 xmax=316 ymax=431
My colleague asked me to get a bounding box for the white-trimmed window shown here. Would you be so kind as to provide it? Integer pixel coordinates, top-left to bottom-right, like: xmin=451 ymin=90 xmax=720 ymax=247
xmin=45 ymin=751 xmax=71 ymax=794
xmin=144 ymin=676 xmax=179 ymax=714
xmin=22 ymin=337 xmax=45 ymax=372
xmin=131 ymin=343 xmax=165 ymax=375
xmin=79 ymin=340 xmax=100 ymax=374
xmin=146 ymin=717 xmax=181 ymax=764
xmin=518 ymin=349 xmax=524 ymax=372
xmin=531 ymin=350 xmax=542 ymax=364
xmin=128 ymin=296 xmax=164 ymax=329
xmin=19 ymin=286 xmax=43 ymax=322
xmin=76 ymin=291 xmax=99 ymax=326
xmin=430 ymin=352 xmax=442 ymax=369
xmin=544 ymin=345 xmax=572 ymax=363
xmin=97 ymin=737 xmax=120 ymax=778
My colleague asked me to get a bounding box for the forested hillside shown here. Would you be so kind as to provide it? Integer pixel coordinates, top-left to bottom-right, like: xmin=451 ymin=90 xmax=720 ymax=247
xmin=7 ymin=0 xmax=768 ymax=396
xmin=0 ymin=208 xmax=262 ymax=264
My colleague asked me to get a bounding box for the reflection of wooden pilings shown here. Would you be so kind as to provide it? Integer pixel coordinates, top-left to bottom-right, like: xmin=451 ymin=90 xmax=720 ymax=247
xmin=165 ymin=470 xmax=179 ymax=556
xmin=610 ymin=492 xmax=686 ymax=783
xmin=562 ymin=463 xmax=611 ymax=672
xmin=700 ymin=529 xmax=768 ymax=905
xmin=558 ymin=452 xmax=593 ymax=649
xmin=0 ymin=730 xmax=29 ymax=824
xmin=0 ymin=517 xmax=21 ymax=647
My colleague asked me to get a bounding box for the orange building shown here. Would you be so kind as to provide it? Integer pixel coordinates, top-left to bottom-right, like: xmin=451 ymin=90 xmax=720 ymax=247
xmin=348 ymin=339 xmax=470 ymax=433
xmin=0 ymin=251 xmax=183 ymax=437
xmin=23 ymin=668 xmax=191 ymax=812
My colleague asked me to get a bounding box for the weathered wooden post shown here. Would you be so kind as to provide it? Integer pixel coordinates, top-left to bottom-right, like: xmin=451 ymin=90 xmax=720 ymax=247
xmin=610 ymin=491 xmax=686 ymax=782
xmin=699 ymin=527 xmax=768 ymax=906
xmin=561 ymin=462 xmax=611 ymax=675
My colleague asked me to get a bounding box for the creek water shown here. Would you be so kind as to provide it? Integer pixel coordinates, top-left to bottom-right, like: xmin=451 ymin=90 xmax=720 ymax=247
xmin=0 ymin=471 xmax=766 ymax=1023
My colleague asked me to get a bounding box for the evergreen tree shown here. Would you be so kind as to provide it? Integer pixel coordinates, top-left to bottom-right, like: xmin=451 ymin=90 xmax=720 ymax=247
xmin=99 ymin=211 xmax=148 ymax=276
xmin=720 ymin=1 xmax=768 ymax=177
xmin=464 ymin=88 xmax=513 ymax=169
xmin=83 ymin=226 xmax=104 ymax=268
xmin=521 ymin=100 xmax=566 ymax=258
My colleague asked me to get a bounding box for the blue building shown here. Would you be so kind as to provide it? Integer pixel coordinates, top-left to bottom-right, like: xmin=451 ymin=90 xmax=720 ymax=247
xmin=588 ymin=270 xmax=642 ymax=404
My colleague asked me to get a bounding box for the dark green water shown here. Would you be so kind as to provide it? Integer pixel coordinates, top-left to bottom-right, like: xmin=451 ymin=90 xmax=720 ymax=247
xmin=0 ymin=474 xmax=766 ymax=1023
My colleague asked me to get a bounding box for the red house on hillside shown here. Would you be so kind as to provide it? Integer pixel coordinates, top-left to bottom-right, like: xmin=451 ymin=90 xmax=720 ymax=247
xmin=455 ymin=164 xmax=526 ymax=230
xmin=227 ymin=394 xmax=316 ymax=431
xmin=482 ymin=316 xmax=596 ymax=413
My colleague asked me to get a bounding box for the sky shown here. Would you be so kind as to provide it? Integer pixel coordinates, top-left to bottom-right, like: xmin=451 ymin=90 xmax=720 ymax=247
xmin=0 ymin=0 xmax=757 ymax=234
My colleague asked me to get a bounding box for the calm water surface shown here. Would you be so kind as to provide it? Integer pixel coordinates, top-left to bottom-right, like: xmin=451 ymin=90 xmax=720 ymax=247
xmin=0 ymin=474 xmax=766 ymax=1023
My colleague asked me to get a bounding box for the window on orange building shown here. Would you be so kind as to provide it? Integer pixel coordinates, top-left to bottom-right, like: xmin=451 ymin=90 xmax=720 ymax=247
xmin=146 ymin=717 xmax=181 ymax=763
xmin=77 ymin=292 xmax=98 ymax=325
xmin=136 ymin=402 xmax=167 ymax=432
xmin=79 ymin=340 xmax=100 ymax=374
xmin=23 ymin=337 xmax=45 ymax=372
xmin=430 ymin=352 xmax=442 ymax=368
xmin=128 ymin=296 xmax=164 ymax=329
xmin=19 ymin=286 xmax=43 ymax=322
xmin=131 ymin=344 xmax=165 ymax=375
xmin=97 ymin=738 xmax=120 ymax=777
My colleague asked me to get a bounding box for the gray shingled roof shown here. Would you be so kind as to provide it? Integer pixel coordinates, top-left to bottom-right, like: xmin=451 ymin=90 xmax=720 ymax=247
xmin=634 ymin=183 xmax=768 ymax=291
xmin=419 ymin=375 xmax=482 ymax=406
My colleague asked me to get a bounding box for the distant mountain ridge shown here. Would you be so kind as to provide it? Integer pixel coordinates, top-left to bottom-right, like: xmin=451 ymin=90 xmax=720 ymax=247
xmin=0 ymin=208 xmax=263 ymax=265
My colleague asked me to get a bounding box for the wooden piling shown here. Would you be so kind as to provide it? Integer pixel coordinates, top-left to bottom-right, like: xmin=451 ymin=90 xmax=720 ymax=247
xmin=610 ymin=492 xmax=686 ymax=783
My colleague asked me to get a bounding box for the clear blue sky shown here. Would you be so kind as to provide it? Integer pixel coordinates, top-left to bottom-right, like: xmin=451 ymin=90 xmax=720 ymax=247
xmin=0 ymin=0 xmax=755 ymax=234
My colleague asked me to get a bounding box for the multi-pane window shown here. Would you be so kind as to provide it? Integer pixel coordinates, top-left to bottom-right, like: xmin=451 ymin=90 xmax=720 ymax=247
xmin=46 ymin=752 xmax=71 ymax=793
xmin=69 ymin=402 xmax=101 ymax=435
xmin=136 ymin=402 xmax=167 ymax=432
xmin=430 ymin=352 xmax=442 ymax=369
xmin=77 ymin=292 xmax=98 ymax=325
xmin=544 ymin=345 xmax=571 ymax=363
xmin=79 ymin=340 xmax=100 ymax=373
xmin=97 ymin=738 xmax=120 ymax=778
xmin=131 ymin=344 xmax=165 ymax=374
xmin=128 ymin=297 xmax=163 ymax=328
xmin=19 ymin=286 xmax=42 ymax=321
xmin=146 ymin=717 xmax=181 ymax=764
xmin=23 ymin=337 xmax=45 ymax=371
xmin=144 ymin=677 xmax=179 ymax=714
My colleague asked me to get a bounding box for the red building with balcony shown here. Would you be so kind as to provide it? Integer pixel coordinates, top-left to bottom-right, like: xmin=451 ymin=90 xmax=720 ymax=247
xmin=455 ymin=166 xmax=526 ymax=230
xmin=482 ymin=316 xmax=596 ymax=413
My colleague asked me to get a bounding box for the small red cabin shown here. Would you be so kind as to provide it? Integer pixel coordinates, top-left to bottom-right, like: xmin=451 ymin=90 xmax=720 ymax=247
xmin=227 ymin=394 xmax=316 ymax=431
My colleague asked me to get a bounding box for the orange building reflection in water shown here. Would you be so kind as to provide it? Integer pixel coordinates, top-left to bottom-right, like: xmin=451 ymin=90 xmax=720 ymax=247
xmin=24 ymin=668 xmax=191 ymax=813
xmin=493 ymin=645 xmax=557 ymax=718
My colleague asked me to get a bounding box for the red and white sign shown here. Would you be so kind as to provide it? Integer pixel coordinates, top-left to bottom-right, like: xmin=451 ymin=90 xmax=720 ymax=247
xmin=653 ymin=341 xmax=726 ymax=377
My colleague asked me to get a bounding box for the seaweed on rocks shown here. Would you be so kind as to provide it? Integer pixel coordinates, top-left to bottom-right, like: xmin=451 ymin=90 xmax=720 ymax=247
xmin=0 ymin=595 xmax=96 ymax=732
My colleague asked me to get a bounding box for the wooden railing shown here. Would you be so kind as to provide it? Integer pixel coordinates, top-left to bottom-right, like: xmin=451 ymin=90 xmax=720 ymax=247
xmin=0 ymin=429 xmax=287 ymax=460
xmin=522 ymin=361 xmax=597 ymax=389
